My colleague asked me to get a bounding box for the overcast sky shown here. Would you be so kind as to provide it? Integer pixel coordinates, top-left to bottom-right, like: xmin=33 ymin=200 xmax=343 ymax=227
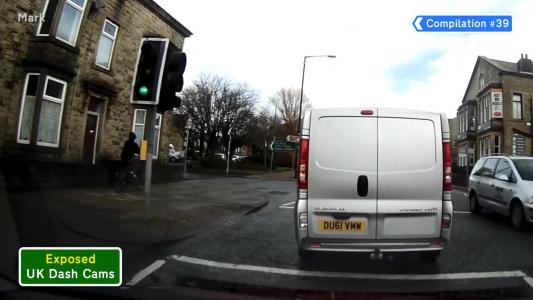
xmin=155 ymin=0 xmax=532 ymax=118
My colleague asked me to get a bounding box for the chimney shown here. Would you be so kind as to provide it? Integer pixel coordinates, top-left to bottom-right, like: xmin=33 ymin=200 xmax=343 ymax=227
xmin=518 ymin=53 xmax=533 ymax=72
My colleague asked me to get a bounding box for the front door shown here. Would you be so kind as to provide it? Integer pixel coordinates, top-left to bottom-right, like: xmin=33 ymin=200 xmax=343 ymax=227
xmin=82 ymin=99 xmax=100 ymax=164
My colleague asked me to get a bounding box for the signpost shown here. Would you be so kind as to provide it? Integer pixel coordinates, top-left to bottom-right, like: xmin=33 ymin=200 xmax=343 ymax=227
xmin=268 ymin=140 xmax=299 ymax=175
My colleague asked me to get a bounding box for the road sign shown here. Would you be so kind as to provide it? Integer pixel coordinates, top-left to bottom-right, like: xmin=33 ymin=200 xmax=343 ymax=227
xmin=271 ymin=141 xmax=298 ymax=152
xmin=412 ymin=15 xmax=512 ymax=32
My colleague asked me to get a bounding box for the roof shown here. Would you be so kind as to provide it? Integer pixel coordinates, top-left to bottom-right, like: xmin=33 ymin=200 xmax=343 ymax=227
xmin=138 ymin=0 xmax=193 ymax=38
xmin=481 ymin=56 xmax=517 ymax=72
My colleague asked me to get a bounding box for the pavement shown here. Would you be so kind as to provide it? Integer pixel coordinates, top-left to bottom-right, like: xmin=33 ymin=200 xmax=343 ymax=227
xmin=43 ymin=177 xmax=269 ymax=245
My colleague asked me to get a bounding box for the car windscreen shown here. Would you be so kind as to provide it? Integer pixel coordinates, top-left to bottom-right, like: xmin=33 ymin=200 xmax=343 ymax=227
xmin=511 ymin=159 xmax=533 ymax=181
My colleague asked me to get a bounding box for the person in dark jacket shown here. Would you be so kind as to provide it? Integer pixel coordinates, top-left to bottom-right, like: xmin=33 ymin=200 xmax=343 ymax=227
xmin=120 ymin=132 xmax=141 ymax=181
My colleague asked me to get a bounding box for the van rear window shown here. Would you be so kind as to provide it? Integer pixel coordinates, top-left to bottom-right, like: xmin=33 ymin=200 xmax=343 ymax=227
xmin=378 ymin=118 xmax=436 ymax=172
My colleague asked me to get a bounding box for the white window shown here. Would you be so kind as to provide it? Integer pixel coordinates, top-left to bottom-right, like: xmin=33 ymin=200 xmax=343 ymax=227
xmin=513 ymin=94 xmax=523 ymax=119
xmin=37 ymin=76 xmax=67 ymax=147
xmin=36 ymin=0 xmax=60 ymax=36
xmin=479 ymin=73 xmax=484 ymax=90
xmin=479 ymin=136 xmax=491 ymax=157
xmin=131 ymin=109 xmax=162 ymax=159
xmin=56 ymin=0 xmax=87 ymax=45
xmin=17 ymin=73 xmax=40 ymax=144
xmin=132 ymin=109 xmax=146 ymax=145
xmin=95 ymin=20 xmax=118 ymax=69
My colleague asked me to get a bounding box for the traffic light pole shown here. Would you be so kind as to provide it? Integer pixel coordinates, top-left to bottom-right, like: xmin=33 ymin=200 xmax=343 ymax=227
xmin=144 ymin=106 xmax=157 ymax=221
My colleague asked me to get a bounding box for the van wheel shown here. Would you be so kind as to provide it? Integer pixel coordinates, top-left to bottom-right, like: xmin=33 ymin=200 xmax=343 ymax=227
xmin=469 ymin=193 xmax=481 ymax=214
xmin=420 ymin=250 xmax=440 ymax=262
xmin=511 ymin=203 xmax=527 ymax=231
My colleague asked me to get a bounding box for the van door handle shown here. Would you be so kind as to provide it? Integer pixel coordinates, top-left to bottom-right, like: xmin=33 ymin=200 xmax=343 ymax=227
xmin=357 ymin=175 xmax=368 ymax=197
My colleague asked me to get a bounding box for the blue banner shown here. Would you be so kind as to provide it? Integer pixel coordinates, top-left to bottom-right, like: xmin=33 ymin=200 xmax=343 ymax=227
xmin=413 ymin=15 xmax=512 ymax=32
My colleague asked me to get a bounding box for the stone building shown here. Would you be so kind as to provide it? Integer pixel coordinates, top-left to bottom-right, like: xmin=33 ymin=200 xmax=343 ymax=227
xmin=455 ymin=54 xmax=533 ymax=167
xmin=0 ymin=0 xmax=192 ymax=165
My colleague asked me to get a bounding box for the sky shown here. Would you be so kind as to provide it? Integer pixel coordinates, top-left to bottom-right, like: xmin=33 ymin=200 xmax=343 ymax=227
xmin=155 ymin=0 xmax=532 ymax=118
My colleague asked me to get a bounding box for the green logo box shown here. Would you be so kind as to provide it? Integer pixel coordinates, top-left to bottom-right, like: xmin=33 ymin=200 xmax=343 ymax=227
xmin=19 ymin=247 xmax=122 ymax=286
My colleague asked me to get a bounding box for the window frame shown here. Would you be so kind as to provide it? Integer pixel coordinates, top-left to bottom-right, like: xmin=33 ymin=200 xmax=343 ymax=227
xmin=479 ymin=73 xmax=484 ymax=90
xmin=36 ymin=0 xmax=52 ymax=37
xmin=95 ymin=19 xmax=119 ymax=70
xmin=17 ymin=73 xmax=41 ymax=144
xmin=55 ymin=0 xmax=87 ymax=46
xmin=131 ymin=110 xmax=163 ymax=159
xmin=36 ymin=75 xmax=67 ymax=147
xmin=512 ymin=93 xmax=523 ymax=120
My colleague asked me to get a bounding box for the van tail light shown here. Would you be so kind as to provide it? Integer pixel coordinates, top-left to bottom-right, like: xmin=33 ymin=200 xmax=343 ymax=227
xmin=298 ymin=138 xmax=309 ymax=190
xmin=443 ymin=142 xmax=452 ymax=192
xmin=441 ymin=213 xmax=451 ymax=229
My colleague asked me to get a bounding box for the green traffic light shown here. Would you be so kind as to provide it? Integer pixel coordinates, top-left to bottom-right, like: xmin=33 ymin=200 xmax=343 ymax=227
xmin=139 ymin=86 xmax=149 ymax=96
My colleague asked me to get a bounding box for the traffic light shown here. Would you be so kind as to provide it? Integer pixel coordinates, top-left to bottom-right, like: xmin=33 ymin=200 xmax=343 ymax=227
xmin=131 ymin=38 xmax=168 ymax=104
xmin=158 ymin=43 xmax=187 ymax=112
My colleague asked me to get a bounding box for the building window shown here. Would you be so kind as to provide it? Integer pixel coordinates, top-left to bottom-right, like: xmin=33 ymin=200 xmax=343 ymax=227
xmin=478 ymin=93 xmax=492 ymax=124
xmin=131 ymin=109 xmax=162 ymax=159
xmin=479 ymin=136 xmax=491 ymax=157
xmin=17 ymin=73 xmax=40 ymax=143
xmin=95 ymin=20 xmax=118 ymax=69
xmin=37 ymin=0 xmax=60 ymax=36
xmin=468 ymin=107 xmax=476 ymax=130
xmin=56 ymin=0 xmax=87 ymax=45
xmin=17 ymin=74 xmax=67 ymax=147
xmin=493 ymin=135 xmax=501 ymax=154
xmin=132 ymin=109 xmax=146 ymax=145
xmin=479 ymin=73 xmax=484 ymax=90
xmin=512 ymin=134 xmax=525 ymax=155
xmin=513 ymin=93 xmax=523 ymax=120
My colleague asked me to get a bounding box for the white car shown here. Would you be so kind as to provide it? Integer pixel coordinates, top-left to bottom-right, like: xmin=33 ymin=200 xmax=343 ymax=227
xmin=469 ymin=155 xmax=533 ymax=231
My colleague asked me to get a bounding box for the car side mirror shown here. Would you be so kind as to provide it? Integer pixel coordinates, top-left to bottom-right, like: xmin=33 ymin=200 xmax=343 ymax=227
xmin=495 ymin=173 xmax=509 ymax=181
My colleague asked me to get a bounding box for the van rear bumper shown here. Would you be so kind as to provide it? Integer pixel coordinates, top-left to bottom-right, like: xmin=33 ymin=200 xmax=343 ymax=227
xmin=300 ymin=238 xmax=446 ymax=253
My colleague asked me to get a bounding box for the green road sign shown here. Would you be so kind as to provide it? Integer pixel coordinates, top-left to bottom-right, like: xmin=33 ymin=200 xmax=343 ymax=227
xmin=19 ymin=247 xmax=122 ymax=286
xmin=272 ymin=141 xmax=298 ymax=152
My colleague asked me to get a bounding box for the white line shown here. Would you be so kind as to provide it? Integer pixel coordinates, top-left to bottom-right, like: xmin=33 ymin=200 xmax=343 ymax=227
xmin=279 ymin=206 xmax=295 ymax=209
xmin=524 ymin=277 xmax=533 ymax=288
xmin=280 ymin=201 xmax=295 ymax=207
xmin=171 ymin=255 xmax=526 ymax=281
xmin=126 ymin=259 xmax=166 ymax=286
xmin=454 ymin=211 xmax=471 ymax=214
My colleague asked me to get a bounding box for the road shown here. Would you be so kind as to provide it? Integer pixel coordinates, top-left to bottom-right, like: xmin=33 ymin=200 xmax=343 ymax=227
xmin=123 ymin=177 xmax=533 ymax=296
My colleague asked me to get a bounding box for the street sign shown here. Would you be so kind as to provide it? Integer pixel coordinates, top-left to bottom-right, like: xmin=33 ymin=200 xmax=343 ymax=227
xmin=271 ymin=141 xmax=298 ymax=152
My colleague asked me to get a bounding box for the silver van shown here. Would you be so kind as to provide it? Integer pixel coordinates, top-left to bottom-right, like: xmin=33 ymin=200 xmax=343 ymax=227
xmin=295 ymin=107 xmax=453 ymax=262
xmin=469 ymin=155 xmax=533 ymax=231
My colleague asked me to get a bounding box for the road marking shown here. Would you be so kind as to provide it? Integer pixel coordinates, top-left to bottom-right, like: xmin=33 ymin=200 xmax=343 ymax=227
xmin=525 ymin=277 xmax=533 ymax=288
xmin=125 ymin=259 xmax=166 ymax=286
xmin=279 ymin=201 xmax=295 ymax=209
xmin=171 ymin=255 xmax=527 ymax=281
xmin=454 ymin=211 xmax=471 ymax=214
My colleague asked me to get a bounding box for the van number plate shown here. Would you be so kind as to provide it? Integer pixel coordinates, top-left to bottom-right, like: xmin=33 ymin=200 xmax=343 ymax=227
xmin=319 ymin=220 xmax=367 ymax=232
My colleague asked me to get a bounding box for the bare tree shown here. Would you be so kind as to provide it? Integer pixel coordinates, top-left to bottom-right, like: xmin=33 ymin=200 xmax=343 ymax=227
xmin=270 ymin=87 xmax=311 ymax=135
xmin=180 ymin=73 xmax=259 ymax=158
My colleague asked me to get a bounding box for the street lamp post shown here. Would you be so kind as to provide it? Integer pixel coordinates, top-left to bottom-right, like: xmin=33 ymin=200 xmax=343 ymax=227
xmin=297 ymin=55 xmax=336 ymax=136
xmin=226 ymin=127 xmax=232 ymax=174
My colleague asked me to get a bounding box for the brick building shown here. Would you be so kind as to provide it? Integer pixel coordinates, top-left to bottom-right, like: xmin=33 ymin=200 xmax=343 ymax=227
xmin=0 ymin=0 xmax=191 ymax=165
xmin=456 ymin=54 xmax=533 ymax=168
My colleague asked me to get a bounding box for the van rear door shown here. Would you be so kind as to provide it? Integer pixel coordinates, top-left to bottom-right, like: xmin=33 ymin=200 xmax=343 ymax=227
xmin=307 ymin=108 xmax=378 ymax=240
xmin=376 ymin=108 xmax=443 ymax=239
